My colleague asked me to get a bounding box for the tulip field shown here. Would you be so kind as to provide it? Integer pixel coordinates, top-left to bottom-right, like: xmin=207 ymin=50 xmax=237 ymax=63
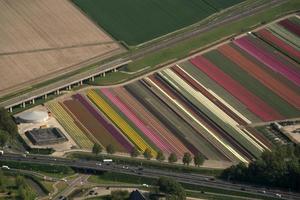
xmin=48 ymin=17 xmax=300 ymax=163
xmin=47 ymin=102 xmax=93 ymax=149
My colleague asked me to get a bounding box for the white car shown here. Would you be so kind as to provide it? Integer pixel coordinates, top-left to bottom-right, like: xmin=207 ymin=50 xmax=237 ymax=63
xmin=275 ymin=193 xmax=282 ymax=198
xmin=2 ymin=165 xmax=10 ymax=170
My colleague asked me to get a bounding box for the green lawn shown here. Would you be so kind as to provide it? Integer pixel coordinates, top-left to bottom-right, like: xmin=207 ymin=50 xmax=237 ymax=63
xmin=72 ymin=0 xmax=243 ymax=45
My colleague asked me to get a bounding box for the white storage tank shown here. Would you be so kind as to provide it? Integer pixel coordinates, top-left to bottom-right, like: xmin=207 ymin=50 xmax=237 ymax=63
xmin=18 ymin=111 xmax=49 ymax=123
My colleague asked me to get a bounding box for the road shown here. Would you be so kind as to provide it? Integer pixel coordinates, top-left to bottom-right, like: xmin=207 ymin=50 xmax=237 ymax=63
xmin=52 ymin=174 xmax=90 ymax=200
xmin=0 ymin=0 xmax=287 ymax=109
xmin=1 ymin=153 xmax=299 ymax=200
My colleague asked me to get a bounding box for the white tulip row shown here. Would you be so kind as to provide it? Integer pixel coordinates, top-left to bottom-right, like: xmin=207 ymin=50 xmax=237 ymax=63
xmin=177 ymin=66 xmax=270 ymax=151
xmin=161 ymin=67 xmax=270 ymax=160
xmin=157 ymin=71 xmax=249 ymax=163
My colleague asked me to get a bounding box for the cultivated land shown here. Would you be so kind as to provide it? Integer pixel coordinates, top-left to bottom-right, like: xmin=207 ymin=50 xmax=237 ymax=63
xmin=72 ymin=0 xmax=244 ymax=46
xmin=0 ymin=0 xmax=123 ymax=97
xmin=39 ymin=16 xmax=300 ymax=167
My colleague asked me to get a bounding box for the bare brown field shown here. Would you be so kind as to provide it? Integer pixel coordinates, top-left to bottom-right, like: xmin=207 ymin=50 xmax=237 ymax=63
xmin=0 ymin=0 xmax=123 ymax=96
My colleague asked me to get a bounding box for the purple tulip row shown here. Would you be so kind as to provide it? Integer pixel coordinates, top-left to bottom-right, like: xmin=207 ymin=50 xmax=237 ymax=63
xmin=73 ymin=94 xmax=134 ymax=152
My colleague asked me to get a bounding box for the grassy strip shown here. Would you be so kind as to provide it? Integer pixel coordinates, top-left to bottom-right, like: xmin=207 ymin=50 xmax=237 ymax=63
xmin=204 ymin=50 xmax=300 ymax=118
xmin=89 ymin=171 xmax=278 ymax=200
xmin=0 ymin=160 xmax=74 ymax=177
xmin=67 ymin=152 xmax=222 ymax=176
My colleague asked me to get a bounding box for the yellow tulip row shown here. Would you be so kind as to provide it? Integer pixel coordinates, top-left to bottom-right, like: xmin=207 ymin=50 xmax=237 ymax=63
xmin=87 ymin=89 xmax=157 ymax=157
xmin=47 ymin=102 xmax=93 ymax=149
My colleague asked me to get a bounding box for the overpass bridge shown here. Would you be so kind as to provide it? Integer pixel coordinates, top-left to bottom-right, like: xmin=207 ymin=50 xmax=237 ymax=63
xmin=0 ymin=58 xmax=131 ymax=112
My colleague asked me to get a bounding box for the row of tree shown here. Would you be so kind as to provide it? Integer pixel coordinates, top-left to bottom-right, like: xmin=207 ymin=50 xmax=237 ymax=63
xmin=92 ymin=143 xmax=116 ymax=155
xmin=92 ymin=143 xmax=205 ymax=166
xmin=0 ymin=108 xmax=18 ymax=148
xmin=221 ymin=144 xmax=300 ymax=191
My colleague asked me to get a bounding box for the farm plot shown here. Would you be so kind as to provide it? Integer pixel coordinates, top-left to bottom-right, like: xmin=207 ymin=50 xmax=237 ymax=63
xmin=87 ymin=89 xmax=157 ymax=157
xmin=218 ymin=44 xmax=300 ymax=109
xmin=254 ymin=29 xmax=300 ymax=64
xmin=47 ymin=102 xmax=93 ymax=149
xmin=233 ymin=36 xmax=300 ymax=86
xmin=203 ymin=50 xmax=300 ymax=117
xmin=125 ymin=81 xmax=231 ymax=161
xmin=72 ymin=0 xmax=244 ymax=45
xmin=111 ymin=86 xmax=191 ymax=157
xmin=0 ymin=0 xmax=123 ymax=96
xmin=63 ymin=97 xmax=128 ymax=153
xmin=48 ymin=16 xmax=299 ymax=163
xmin=158 ymin=69 xmax=263 ymax=160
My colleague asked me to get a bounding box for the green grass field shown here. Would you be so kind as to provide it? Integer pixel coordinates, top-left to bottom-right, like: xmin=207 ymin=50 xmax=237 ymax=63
xmin=72 ymin=0 xmax=243 ymax=45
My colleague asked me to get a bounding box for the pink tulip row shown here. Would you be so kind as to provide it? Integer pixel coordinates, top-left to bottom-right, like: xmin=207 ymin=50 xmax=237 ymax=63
xmin=257 ymin=29 xmax=300 ymax=62
xmin=100 ymin=88 xmax=173 ymax=154
xmin=234 ymin=37 xmax=300 ymax=87
xmin=111 ymin=87 xmax=191 ymax=157
xmin=190 ymin=56 xmax=283 ymax=121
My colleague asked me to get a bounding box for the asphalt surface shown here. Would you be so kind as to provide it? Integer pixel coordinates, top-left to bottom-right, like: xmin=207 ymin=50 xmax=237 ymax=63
xmin=1 ymin=153 xmax=299 ymax=200
xmin=0 ymin=0 xmax=287 ymax=109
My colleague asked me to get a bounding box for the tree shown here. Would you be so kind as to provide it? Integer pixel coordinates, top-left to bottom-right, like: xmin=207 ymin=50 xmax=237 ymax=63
xmin=182 ymin=152 xmax=192 ymax=166
xmin=92 ymin=143 xmax=102 ymax=155
xmin=168 ymin=153 xmax=178 ymax=163
xmin=106 ymin=144 xmax=116 ymax=154
xmin=18 ymin=186 xmax=35 ymax=200
xmin=111 ymin=190 xmax=129 ymax=200
xmin=0 ymin=108 xmax=17 ymax=137
xmin=143 ymin=148 xmax=153 ymax=160
xmin=157 ymin=177 xmax=186 ymax=200
xmin=221 ymin=145 xmax=300 ymax=191
xmin=0 ymin=170 xmax=4 ymax=191
xmin=156 ymin=150 xmax=165 ymax=162
xmin=0 ymin=130 xmax=8 ymax=147
xmin=194 ymin=153 xmax=205 ymax=167
xmin=130 ymin=147 xmax=140 ymax=157
xmin=15 ymin=176 xmax=26 ymax=188
xmin=15 ymin=175 xmax=36 ymax=200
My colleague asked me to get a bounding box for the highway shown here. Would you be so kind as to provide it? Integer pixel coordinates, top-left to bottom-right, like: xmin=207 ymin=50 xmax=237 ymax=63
xmin=0 ymin=0 xmax=287 ymax=109
xmin=1 ymin=153 xmax=299 ymax=200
